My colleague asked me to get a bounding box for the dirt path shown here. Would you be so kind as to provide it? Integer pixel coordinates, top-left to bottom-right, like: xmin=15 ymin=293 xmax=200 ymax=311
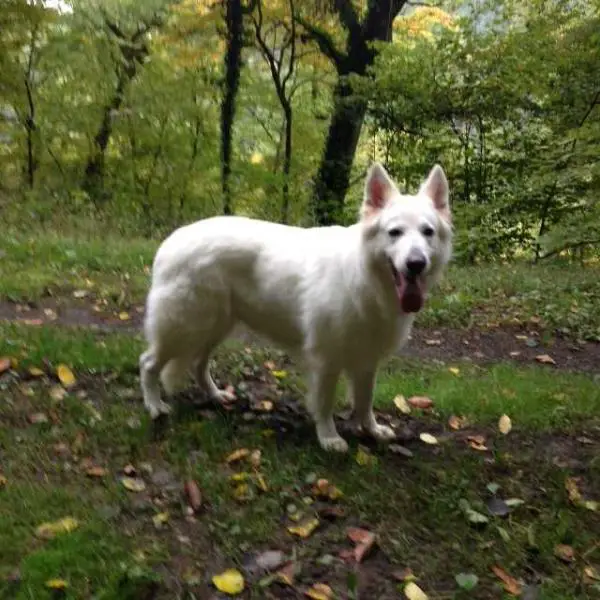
xmin=1 ymin=298 xmax=599 ymax=375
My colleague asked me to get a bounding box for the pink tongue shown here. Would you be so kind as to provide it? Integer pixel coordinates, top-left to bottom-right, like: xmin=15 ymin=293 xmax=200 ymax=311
xmin=395 ymin=275 xmax=424 ymax=313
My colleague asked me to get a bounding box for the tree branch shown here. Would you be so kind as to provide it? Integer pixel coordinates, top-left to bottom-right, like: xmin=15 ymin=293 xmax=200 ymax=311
xmin=294 ymin=15 xmax=346 ymax=69
xmin=539 ymin=239 xmax=600 ymax=260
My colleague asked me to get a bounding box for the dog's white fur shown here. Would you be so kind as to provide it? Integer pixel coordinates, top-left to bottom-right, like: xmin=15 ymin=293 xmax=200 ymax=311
xmin=140 ymin=163 xmax=452 ymax=452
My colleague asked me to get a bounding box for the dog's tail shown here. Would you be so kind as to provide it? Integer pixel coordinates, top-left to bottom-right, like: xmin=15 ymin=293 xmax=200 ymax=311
xmin=160 ymin=358 xmax=190 ymax=396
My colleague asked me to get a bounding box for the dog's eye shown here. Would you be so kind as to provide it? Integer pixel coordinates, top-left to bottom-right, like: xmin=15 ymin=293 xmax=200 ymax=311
xmin=422 ymin=225 xmax=435 ymax=237
xmin=388 ymin=228 xmax=404 ymax=239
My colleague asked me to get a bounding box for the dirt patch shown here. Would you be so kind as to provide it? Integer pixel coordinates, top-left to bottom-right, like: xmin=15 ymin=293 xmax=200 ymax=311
xmin=2 ymin=297 xmax=599 ymax=375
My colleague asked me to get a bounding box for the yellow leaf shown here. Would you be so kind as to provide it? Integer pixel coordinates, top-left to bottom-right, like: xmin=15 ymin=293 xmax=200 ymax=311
xmin=29 ymin=367 xmax=45 ymax=377
xmin=404 ymin=581 xmax=429 ymax=600
xmin=57 ymin=364 xmax=76 ymax=387
xmin=250 ymin=151 xmax=264 ymax=165
xmin=565 ymin=477 xmax=582 ymax=504
xmin=121 ymin=477 xmax=146 ymax=492
xmin=419 ymin=433 xmax=438 ymax=445
xmin=305 ymin=582 xmax=334 ymax=599
xmin=152 ymin=512 xmax=169 ymax=528
xmin=226 ymin=448 xmax=250 ymax=464
xmin=355 ymin=445 xmax=377 ymax=466
xmin=272 ymin=370 xmax=287 ymax=379
xmin=46 ymin=579 xmax=68 ymax=590
xmin=287 ymin=517 xmax=319 ymax=538
xmin=583 ymin=500 xmax=599 ymax=512
xmin=233 ymin=483 xmax=252 ymax=502
xmin=0 ymin=474 xmax=7 ymax=486
xmin=36 ymin=517 xmax=79 ymax=539
xmin=118 ymin=311 xmax=130 ymax=321
xmin=255 ymin=473 xmax=268 ymax=493
xmin=498 ymin=414 xmax=512 ymax=435
xmin=256 ymin=400 xmax=274 ymax=412
xmin=448 ymin=367 xmax=460 ymax=376
xmin=394 ymin=394 xmax=411 ymax=414
xmin=584 ymin=566 xmax=600 ymax=581
xmin=250 ymin=449 xmax=262 ymax=468
xmin=230 ymin=472 xmax=249 ymax=483
xmin=212 ymin=568 xmax=245 ymax=595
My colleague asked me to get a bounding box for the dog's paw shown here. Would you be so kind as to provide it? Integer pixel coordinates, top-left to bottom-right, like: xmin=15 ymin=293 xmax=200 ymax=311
xmin=319 ymin=435 xmax=349 ymax=453
xmin=147 ymin=401 xmax=172 ymax=420
xmin=369 ymin=423 xmax=396 ymax=442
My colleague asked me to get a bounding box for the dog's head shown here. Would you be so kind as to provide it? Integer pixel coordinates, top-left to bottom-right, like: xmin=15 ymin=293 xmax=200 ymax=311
xmin=360 ymin=163 xmax=453 ymax=314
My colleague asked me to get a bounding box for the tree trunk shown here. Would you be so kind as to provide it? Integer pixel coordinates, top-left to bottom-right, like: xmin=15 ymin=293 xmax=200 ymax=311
xmin=83 ymin=76 xmax=127 ymax=200
xmin=312 ymin=77 xmax=366 ymax=225
xmin=306 ymin=0 xmax=406 ymax=225
xmin=220 ymin=0 xmax=244 ymax=216
xmin=281 ymin=103 xmax=293 ymax=223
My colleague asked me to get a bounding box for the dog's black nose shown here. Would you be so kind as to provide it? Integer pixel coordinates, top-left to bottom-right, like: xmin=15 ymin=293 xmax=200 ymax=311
xmin=406 ymin=254 xmax=426 ymax=276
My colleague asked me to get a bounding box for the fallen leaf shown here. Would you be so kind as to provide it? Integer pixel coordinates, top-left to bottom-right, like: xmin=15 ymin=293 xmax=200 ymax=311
xmin=584 ymin=566 xmax=600 ymax=582
xmin=0 ymin=474 xmax=7 ymax=487
xmin=487 ymin=497 xmax=510 ymax=517
xmin=509 ymin=351 xmax=521 ymax=357
xmin=554 ymin=544 xmax=574 ymax=563
xmin=152 ymin=511 xmax=169 ymax=528
xmin=73 ymin=289 xmax=88 ymax=298
xmin=565 ymin=477 xmax=582 ymax=504
xmin=255 ymin=400 xmax=274 ymax=412
xmin=49 ymin=385 xmax=67 ymax=401
xmin=355 ymin=445 xmax=377 ymax=466
xmin=312 ymin=479 xmax=343 ymax=501
xmin=448 ymin=415 xmax=468 ymax=430
xmin=254 ymin=550 xmax=286 ymax=572
xmin=45 ymin=578 xmax=68 ymax=590
xmin=392 ymin=567 xmax=415 ymax=582
xmin=226 ymin=448 xmax=250 ymax=464
xmin=118 ymin=311 xmax=130 ymax=321
xmin=347 ymin=527 xmax=377 ymax=563
xmin=424 ymin=338 xmax=441 ymax=346
xmin=212 ymin=568 xmax=245 ymax=595
xmin=263 ymin=360 xmax=276 ymax=370
xmin=448 ymin=367 xmax=460 ymax=376
xmin=230 ymin=472 xmax=249 ymax=483
xmin=491 ymin=565 xmax=522 ymax=596
xmin=57 ymin=364 xmax=76 ymax=387
xmin=36 ymin=517 xmax=79 ymax=540
xmin=22 ymin=318 xmax=43 ymax=326
xmin=28 ymin=366 xmax=45 ymax=377
xmin=28 ymin=412 xmax=49 ymax=424
xmin=535 ymin=354 xmax=556 ymax=365
xmin=233 ymin=483 xmax=252 ymax=502
xmin=276 ymin=562 xmax=297 ymax=586
xmin=249 ymin=449 xmax=262 ymax=468
xmin=272 ymin=370 xmax=287 ymax=379
xmin=404 ymin=581 xmax=429 ymax=599
xmin=123 ymin=463 xmax=136 ymax=476
xmin=455 ymin=573 xmax=478 ymax=591
xmin=505 ymin=498 xmax=525 ymax=508
xmin=583 ymin=500 xmax=599 ymax=512
xmin=121 ymin=477 xmax=146 ymax=492
xmin=255 ymin=473 xmax=268 ymax=493
xmin=419 ymin=433 xmax=438 ymax=445
xmin=305 ymin=582 xmax=334 ymax=599
xmin=0 ymin=357 xmax=11 ymax=374
xmin=499 ymin=414 xmax=512 ymax=435
xmin=287 ymin=517 xmax=319 ymax=538
xmin=408 ymin=396 xmax=434 ymax=410
xmin=389 ymin=444 xmax=414 ymax=458
xmin=184 ymin=480 xmax=202 ymax=511
xmin=467 ymin=434 xmax=488 ymax=451
xmin=85 ymin=466 xmax=108 ymax=478
xmin=394 ymin=394 xmax=411 ymax=414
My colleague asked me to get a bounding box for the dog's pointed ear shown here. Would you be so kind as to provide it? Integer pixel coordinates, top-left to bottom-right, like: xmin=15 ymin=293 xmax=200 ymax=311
xmin=362 ymin=163 xmax=397 ymax=218
xmin=420 ymin=164 xmax=450 ymax=221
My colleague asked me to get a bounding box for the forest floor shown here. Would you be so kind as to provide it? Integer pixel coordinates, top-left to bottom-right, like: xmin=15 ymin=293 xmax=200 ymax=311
xmin=1 ymin=231 xmax=599 ymax=599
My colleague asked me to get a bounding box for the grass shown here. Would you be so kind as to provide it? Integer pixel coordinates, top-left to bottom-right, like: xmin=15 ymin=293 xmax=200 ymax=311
xmin=1 ymin=227 xmax=599 ymax=339
xmin=1 ymin=322 xmax=599 ymax=599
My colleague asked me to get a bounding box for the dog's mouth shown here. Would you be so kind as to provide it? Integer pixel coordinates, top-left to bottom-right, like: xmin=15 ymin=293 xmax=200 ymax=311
xmin=389 ymin=261 xmax=425 ymax=313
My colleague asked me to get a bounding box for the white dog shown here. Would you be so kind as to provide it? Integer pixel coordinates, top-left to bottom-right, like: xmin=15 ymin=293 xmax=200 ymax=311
xmin=140 ymin=163 xmax=452 ymax=452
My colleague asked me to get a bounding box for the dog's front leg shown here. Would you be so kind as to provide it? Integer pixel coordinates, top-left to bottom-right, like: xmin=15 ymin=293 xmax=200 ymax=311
xmin=306 ymin=367 xmax=348 ymax=453
xmin=349 ymin=369 xmax=395 ymax=442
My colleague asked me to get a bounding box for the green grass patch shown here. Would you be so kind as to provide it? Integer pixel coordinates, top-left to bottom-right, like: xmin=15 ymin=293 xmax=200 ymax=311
xmin=1 ymin=325 xmax=599 ymax=597
xmin=1 ymin=228 xmax=600 ymax=339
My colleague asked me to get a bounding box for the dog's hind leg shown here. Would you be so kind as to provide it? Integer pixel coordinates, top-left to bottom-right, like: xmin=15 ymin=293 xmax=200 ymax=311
xmin=305 ymin=364 xmax=347 ymax=453
xmin=140 ymin=348 xmax=172 ymax=419
xmin=348 ymin=368 xmax=395 ymax=442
